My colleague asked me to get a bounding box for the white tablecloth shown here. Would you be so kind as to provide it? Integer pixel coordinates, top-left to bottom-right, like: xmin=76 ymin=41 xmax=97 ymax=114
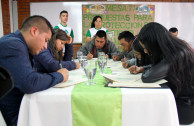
xmin=17 ymin=86 xmax=179 ymax=126
xmin=17 ymin=60 xmax=179 ymax=126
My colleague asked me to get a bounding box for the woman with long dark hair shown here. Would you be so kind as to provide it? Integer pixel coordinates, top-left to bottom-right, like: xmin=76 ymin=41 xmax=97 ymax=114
xmin=135 ymin=22 xmax=194 ymax=125
xmin=123 ymin=38 xmax=151 ymax=70
xmin=34 ymin=29 xmax=79 ymax=73
xmin=85 ymin=15 xmax=108 ymax=43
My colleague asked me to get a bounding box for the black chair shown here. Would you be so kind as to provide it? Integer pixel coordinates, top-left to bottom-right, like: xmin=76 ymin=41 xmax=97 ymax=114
xmin=0 ymin=66 xmax=14 ymax=99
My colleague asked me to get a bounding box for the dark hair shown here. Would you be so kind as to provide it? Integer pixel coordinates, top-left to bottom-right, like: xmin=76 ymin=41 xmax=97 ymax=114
xmin=20 ymin=15 xmax=54 ymax=34
xmin=169 ymin=27 xmax=178 ymax=33
xmin=91 ymin=16 xmax=102 ymax=28
xmin=95 ymin=30 xmax=107 ymax=40
xmin=118 ymin=31 xmax=135 ymax=43
xmin=60 ymin=10 xmax=68 ymax=16
xmin=138 ymin=22 xmax=194 ymax=96
xmin=49 ymin=29 xmax=70 ymax=60
xmin=132 ymin=38 xmax=151 ymax=66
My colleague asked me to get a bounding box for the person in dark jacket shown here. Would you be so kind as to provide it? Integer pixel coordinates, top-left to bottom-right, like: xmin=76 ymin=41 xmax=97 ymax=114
xmin=135 ymin=22 xmax=194 ymax=125
xmin=0 ymin=15 xmax=69 ymax=126
xmin=34 ymin=29 xmax=79 ymax=72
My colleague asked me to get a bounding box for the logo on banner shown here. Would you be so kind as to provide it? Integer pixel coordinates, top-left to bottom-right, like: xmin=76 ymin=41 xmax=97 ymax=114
xmin=83 ymin=4 xmax=106 ymax=14
xmin=136 ymin=5 xmax=154 ymax=15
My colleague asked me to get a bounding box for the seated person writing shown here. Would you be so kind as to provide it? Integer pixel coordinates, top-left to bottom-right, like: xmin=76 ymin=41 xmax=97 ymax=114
xmin=0 ymin=15 xmax=69 ymax=126
xmin=112 ymin=31 xmax=135 ymax=62
xmin=122 ymin=38 xmax=151 ymax=73
xmin=34 ymin=29 xmax=79 ymax=72
xmin=133 ymin=22 xmax=194 ymax=125
xmin=79 ymin=30 xmax=120 ymax=60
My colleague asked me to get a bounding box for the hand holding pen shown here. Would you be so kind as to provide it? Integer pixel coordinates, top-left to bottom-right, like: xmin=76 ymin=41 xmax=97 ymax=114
xmin=87 ymin=51 xmax=93 ymax=60
xmin=124 ymin=55 xmax=128 ymax=68
xmin=128 ymin=58 xmax=142 ymax=74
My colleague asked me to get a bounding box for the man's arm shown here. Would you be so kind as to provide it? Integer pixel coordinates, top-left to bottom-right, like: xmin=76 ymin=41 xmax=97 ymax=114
xmin=108 ymin=41 xmax=120 ymax=58
xmin=78 ymin=43 xmax=90 ymax=56
xmin=1 ymin=43 xmax=64 ymax=94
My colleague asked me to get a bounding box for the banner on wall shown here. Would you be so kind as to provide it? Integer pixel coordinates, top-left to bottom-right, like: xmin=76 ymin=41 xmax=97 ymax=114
xmin=82 ymin=4 xmax=155 ymax=48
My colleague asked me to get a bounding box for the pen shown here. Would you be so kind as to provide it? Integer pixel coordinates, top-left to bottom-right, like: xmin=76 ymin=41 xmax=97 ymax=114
xmin=124 ymin=55 xmax=127 ymax=62
xmin=134 ymin=57 xmax=137 ymax=71
xmin=59 ymin=60 xmax=63 ymax=69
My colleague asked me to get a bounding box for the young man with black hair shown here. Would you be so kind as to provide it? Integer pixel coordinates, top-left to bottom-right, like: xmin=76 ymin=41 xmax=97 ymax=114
xmin=79 ymin=30 xmax=120 ymax=60
xmin=112 ymin=31 xmax=135 ymax=61
xmin=0 ymin=15 xmax=69 ymax=126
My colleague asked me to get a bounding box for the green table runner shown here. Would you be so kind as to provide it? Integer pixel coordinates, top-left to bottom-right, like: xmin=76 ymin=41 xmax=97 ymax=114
xmin=71 ymin=68 xmax=122 ymax=126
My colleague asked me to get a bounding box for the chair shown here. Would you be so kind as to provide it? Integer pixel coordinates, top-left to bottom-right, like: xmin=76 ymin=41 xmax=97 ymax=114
xmin=0 ymin=66 xmax=14 ymax=99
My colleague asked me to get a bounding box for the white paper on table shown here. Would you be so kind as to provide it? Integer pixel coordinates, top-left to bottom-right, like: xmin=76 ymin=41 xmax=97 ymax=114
xmin=102 ymin=73 xmax=142 ymax=83
xmin=108 ymin=79 xmax=167 ymax=88
xmin=53 ymin=69 xmax=87 ymax=88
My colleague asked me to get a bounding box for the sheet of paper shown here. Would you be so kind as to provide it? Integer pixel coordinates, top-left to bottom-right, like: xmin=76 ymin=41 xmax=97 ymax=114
xmin=107 ymin=79 xmax=167 ymax=88
xmin=53 ymin=69 xmax=87 ymax=88
xmin=102 ymin=73 xmax=142 ymax=83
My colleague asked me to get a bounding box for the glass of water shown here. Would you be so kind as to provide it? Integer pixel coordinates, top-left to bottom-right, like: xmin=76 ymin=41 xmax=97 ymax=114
xmin=84 ymin=60 xmax=97 ymax=85
xmin=76 ymin=51 xmax=83 ymax=65
xmin=98 ymin=56 xmax=107 ymax=74
xmin=98 ymin=52 xmax=105 ymax=58
xmin=79 ymin=56 xmax=88 ymax=69
xmin=77 ymin=51 xmax=83 ymax=60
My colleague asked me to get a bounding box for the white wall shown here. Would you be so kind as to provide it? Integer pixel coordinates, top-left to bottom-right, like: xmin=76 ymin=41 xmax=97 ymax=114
xmin=10 ymin=0 xmax=18 ymax=32
xmin=30 ymin=2 xmax=194 ymax=48
xmin=0 ymin=0 xmax=4 ymax=37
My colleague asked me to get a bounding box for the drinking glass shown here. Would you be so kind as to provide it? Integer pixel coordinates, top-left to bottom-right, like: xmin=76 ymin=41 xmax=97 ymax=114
xmin=79 ymin=56 xmax=88 ymax=69
xmin=76 ymin=51 xmax=83 ymax=64
xmin=77 ymin=51 xmax=83 ymax=60
xmin=98 ymin=56 xmax=107 ymax=74
xmin=98 ymin=52 xmax=105 ymax=58
xmin=84 ymin=60 xmax=97 ymax=85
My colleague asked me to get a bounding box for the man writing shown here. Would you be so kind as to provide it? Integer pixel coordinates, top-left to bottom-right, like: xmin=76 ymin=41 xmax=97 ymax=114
xmin=79 ymin=30 xmax=120 ymax=59
xmin=0 ymin=15 xmax=69 ymax=126
xmin=112 ymin=31 xmax=135 ymax=61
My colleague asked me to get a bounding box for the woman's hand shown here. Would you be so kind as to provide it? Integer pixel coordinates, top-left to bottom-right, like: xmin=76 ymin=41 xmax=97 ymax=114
xmin=129 ymin=65 xmax=144 ymax=74
xmin=66 ymin=35 xmax=73 ymax=44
